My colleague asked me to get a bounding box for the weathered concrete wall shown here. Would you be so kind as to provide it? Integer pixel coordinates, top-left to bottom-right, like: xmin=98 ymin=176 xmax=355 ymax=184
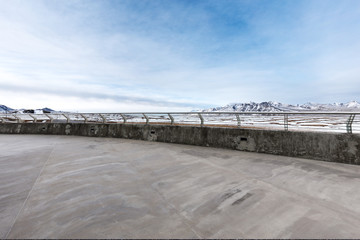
xmin=1 ymin=123 xmax=360 ymax=165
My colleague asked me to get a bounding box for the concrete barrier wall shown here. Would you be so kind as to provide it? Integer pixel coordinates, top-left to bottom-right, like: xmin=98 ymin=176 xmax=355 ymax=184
xmin=1 ymin=123 xmax=360 ymax=165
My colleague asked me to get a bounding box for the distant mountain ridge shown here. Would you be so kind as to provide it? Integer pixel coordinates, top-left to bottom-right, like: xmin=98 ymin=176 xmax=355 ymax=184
xmin=203 ymin=101 xmax=360 ymax=112
xmin=0 ymin=105 xmax=55 ymax=114
xmin=0 ymin=105 xmax=14 ymax=112
xmin=2 ymin=102 xmax=360 ymax=113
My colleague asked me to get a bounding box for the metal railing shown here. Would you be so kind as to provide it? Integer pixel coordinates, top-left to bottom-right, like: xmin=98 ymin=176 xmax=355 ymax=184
xmin=0 ymin=111 xmax=359 ymax=134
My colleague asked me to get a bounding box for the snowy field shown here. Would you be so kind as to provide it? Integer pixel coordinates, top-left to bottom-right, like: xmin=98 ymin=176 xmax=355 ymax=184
xmin=0 ymin=112 xmax=359 ymax=134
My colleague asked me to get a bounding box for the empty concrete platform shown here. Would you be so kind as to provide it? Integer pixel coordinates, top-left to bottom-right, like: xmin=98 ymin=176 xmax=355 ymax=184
xmin=1 ymin=134 xmax=360 ymax=238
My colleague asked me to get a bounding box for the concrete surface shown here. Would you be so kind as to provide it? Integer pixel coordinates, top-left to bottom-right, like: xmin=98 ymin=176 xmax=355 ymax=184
xmin=1 ymin=123 xmax=360 ymax=165
xmin=2 ymin=134 xmax=360 ymax=238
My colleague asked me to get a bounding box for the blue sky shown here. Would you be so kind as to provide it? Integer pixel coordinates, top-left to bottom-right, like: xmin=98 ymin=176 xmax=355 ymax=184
xmin=0 ymin=0 xmax=360 ymax=112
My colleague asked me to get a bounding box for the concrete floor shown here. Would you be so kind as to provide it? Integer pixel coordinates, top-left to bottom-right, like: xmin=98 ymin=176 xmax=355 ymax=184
xmin=1 ymin=135 xmax=360 ymax=239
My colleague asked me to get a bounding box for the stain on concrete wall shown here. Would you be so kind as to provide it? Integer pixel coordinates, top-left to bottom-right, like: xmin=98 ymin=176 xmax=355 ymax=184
xmin=65 ymin=124 xmax=71 ymax=135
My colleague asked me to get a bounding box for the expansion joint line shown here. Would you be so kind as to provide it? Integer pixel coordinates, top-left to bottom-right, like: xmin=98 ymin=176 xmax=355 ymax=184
xmin=5 ymin=143 xmax=56 ymax=239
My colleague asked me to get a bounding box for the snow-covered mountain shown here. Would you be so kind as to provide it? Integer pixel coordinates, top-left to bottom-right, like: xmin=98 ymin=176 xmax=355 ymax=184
xmin=0 ymin=105 xmax=14 ymax=112
xmin=203 ymin=101 xmax=360 ymax=112
xmin=204 ymin=101 xmax=285 ymax=112
xmin=0 ymin=105 xmax=55 ymax=114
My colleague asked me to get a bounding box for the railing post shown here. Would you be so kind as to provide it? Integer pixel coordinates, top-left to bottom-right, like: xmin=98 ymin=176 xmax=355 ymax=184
xmin=13 ymin=114 xmax=21 ymax=123
xmin=143 ymin=113 xmax=149 ymax=124
xmin=29 ymin=114 xmax=37 ymax=123
xmin=198 ymin=113 xmax=204 ymax=127
xmin=346 ymin=114 xmax=356 ymax=134
xmin=120 ymin=114 xmax=127 ymax=124
xmin=284 ymin=114 xmax=289 ymax=131
xmin=99 ymin=114 xmax=106 ymax=123
xmin=45 ymin=113 xmax=53 ymax=123
xmin=62 ymin=114 xmax=70 ymax=123
xmin=168 ymin=113 xmax=174 ymax=125
xmin=80 ymin=114 xmax=88 ymax=123
xmin=235 ymin=113 xmax=241 ymax=128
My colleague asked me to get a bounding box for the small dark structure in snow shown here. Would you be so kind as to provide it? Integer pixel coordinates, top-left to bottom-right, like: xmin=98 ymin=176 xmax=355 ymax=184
xmin=23 ymin=109 xmax=35 ymax=113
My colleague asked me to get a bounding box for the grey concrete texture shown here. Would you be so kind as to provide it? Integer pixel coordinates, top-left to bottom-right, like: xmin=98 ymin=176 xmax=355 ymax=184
xmin=1 ymin=123 xmax=360 ymax=164
xmin=2 ymin=134 xmax=360 ymax=238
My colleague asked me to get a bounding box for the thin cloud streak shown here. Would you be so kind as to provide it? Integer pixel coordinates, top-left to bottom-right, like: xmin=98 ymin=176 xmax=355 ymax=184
xmin=0 ymin=83 xmax=204 ymax=108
